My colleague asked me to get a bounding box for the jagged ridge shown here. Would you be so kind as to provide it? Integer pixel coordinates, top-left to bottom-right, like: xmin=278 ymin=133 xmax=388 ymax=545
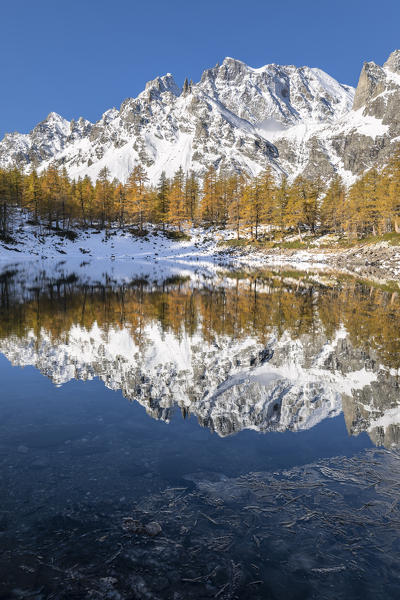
xmin=1 ymin=51 xmax=400 ymax=185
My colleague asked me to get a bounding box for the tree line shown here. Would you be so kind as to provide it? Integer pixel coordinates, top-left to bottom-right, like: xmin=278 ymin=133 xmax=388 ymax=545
xmin=1 ymin=150 xmax=400 ymax=240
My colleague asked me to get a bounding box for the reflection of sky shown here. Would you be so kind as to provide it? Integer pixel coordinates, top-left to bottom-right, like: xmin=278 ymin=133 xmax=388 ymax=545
xmin=0 ymin=353 xmax=372 ymax=479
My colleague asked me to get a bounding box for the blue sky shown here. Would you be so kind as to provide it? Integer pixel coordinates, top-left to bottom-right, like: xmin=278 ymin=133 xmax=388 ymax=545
xmin=1 ymin=0 xmax=399 ymax=137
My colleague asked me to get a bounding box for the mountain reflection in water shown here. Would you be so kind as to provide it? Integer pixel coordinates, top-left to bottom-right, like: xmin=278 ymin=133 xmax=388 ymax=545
xmin=0 ymin=265 xmax=399 ymax=446
xmin=1 ymin=263 xmax=400 ymax=600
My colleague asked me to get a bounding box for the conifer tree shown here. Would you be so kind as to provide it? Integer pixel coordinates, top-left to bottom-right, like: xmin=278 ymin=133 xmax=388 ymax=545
xmin=274 ymin=174 xmax=289 ymax=235
xmin=248 ymin=166 xmax=275 ymax=239
xmin=82 ymin=176 xmax=95 ymax=226
xmin=215 ymin=171 xmax=230 ymax=227
xmin=376 ymin=166 xmax=392 ymax=233
xmin=320 ymin=174 xmax=345 ymax=234
xmin=59 ymin=167 xmax=72 ymax=229
xmin=285 ymin=176 xmax=307 ymax=238
xmin=95 ymin=166 xmax=114 ymax=229
xmin=126 ymin=165 xmax=149 ymax=231
xmin=114 ymin=181 xmax=126 ymax=228
xmin=168 ymin=167 xmax=187 ymax=231
xmin=346 ymin=177 xmax=365 ymax=237
xmin=227 ymin=173 xmax=246 ymax=239
xmin=387 ymin=148 xmax=400 ymax=232
xmin=0 ymin=168 xmax=11 ymax=238
xmin=42 ymin=164 xmax=61 ymax=228
xmin=184 ymin=171 xmax=199 ymax=224
xmin=23 ymin=168 xmax=42 ymax=223
xmin=156 ymin=171 xmax=170 ymax=231
xmin=363 ymin=168 xmax=380 ymax=236
xmin=201 ymin=166 xmax=217 ymax=227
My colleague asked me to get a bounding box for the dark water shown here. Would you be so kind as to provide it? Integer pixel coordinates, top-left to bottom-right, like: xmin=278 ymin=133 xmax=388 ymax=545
xmin=0 ymin=263 xmax=400 ymax=599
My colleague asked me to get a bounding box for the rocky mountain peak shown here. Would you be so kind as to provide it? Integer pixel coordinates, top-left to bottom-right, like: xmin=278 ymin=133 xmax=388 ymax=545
xmin=69 ymin=117 xmax=93 ymax=139
xmin=352 ymin=61 xmax=386 ymax=111
xmin=143 ymin=73 xmax=180 ymax=98
xmin=33 ymin=112 xmax=70 ymax=134
xmin=383 ymin=49 xmax=400 ymax=74
xmin=100 ymin=108 xmax=119 ymax=124
xmin=197 ymin=58 xmax=353 ymax=129
xmin=220 ymin=56 xmax=249 ymax=77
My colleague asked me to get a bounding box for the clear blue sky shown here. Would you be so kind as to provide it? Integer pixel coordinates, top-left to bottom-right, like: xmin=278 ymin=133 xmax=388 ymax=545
xmin=1 ymin=0 xmax=399 ymax=137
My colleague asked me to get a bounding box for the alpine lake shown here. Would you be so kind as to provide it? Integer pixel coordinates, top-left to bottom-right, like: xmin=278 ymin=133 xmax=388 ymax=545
xmin=1 ymin=260 xmax=400 ymax=600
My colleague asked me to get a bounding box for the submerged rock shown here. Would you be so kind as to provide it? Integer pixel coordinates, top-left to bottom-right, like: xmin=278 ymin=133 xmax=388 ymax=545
xmin=145 ymin=521 xmax=162 ymax=537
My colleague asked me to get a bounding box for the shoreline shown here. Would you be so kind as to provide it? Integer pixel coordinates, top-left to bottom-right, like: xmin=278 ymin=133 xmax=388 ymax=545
xmin=1 ymin=226 xmax=400 ymax=285
xmin=220 ymin=241 xmax=400 ymax=284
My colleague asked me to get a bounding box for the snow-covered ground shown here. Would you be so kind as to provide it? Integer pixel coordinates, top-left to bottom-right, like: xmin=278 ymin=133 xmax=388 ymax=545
xmin=2 ymin=218 xmax=400 ymax=284
xmin=0 ymin=224 xmax=238 ymax=282
xmin=0 ymin=219 xmax=329 ymax=278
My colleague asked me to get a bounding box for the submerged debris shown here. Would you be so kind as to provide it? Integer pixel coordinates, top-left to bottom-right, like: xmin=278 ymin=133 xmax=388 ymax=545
xmin=1 ymin=448 xmax=400 ymax=599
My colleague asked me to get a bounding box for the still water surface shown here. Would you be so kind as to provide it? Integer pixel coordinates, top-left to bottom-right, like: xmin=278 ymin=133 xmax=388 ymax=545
xmin=0 ymin=263 xmax=400 ymax=599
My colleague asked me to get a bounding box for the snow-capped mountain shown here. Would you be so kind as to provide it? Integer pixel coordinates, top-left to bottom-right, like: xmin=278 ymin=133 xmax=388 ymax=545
xmin=2 ymin=51 xmax=399 ymax=184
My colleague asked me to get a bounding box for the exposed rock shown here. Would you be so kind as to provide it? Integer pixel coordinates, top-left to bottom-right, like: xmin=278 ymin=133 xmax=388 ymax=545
xmin=352 ymin=61 xmax=386 ymax=111
xmin=383 ymin=49 xmax=400 ymax=74
xmin=3 ymin=51 xmax=400 ymax=184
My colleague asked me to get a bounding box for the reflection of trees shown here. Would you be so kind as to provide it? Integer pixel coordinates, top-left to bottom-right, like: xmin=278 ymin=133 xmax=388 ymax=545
xmin=319 ymin=282 xmax=400 ymax=369
xmin=1 ymin=271 xmax=400 ymax=370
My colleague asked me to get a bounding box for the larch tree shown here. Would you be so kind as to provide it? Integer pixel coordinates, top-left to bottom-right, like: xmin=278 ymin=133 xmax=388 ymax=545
xmin=200 ymin=166 xmax=218 ymax=227
xmin=126 ymin=165 xmax=149 ymax=231
xmin=256 ymin=166 xmax=276 ymax=238
xmin=274 ymin=174 xmax=289 ymax=235
xmin=114 ymin=180 xmax=126 ymax=228
xmin=184 ymin=171 xmax=199 ymax=224
xmin=227 ymin=173 xmax=246 ymax=239
xmin=156 ymin=171 xmax=170 ymax=231
xmin=23 ymin=168 xmax=42 ymax=223
xmin=167 ymin=167 xmax=187 ymax=231
xmin=0 ymin=168 xmax=11 ymax=238
xmin=387 ymin=148 xmax=400 ymax=232
xmin=42 ymin=164 xmax=61 ymax=228
xmin=320 ymin=174 xmax=345 ymax=234
xmin=95 ymin=166 xmax=114 ymax=229
xmin=285 ymin=176 xmax=308 ymax=238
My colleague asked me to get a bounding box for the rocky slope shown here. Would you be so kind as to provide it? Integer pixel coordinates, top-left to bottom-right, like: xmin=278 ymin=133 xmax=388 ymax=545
xmin=2 ymin=51 xmax=399 ymax=184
